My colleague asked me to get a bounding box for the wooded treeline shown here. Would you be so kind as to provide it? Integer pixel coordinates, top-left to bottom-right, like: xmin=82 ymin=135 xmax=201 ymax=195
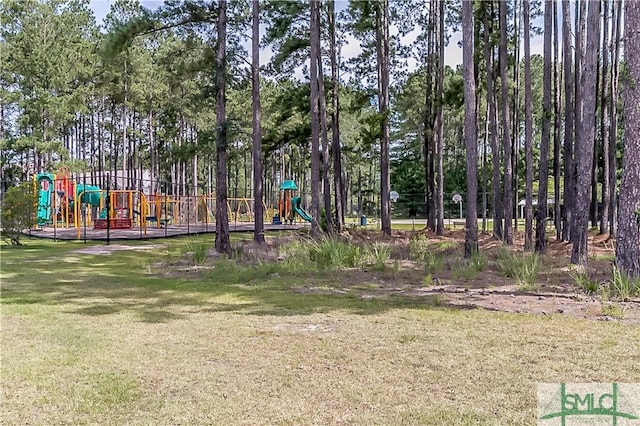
xmin=2 ymin=0 xmax=639 ymax=275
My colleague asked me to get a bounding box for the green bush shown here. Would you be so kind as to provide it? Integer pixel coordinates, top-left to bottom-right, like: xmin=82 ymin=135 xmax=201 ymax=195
xmin=1 ymin=184 xmax=37 ymax=246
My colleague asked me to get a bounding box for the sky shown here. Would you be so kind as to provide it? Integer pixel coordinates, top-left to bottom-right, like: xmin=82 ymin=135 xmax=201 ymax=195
xmin=88 ymin=0 xmax=545 ymax=71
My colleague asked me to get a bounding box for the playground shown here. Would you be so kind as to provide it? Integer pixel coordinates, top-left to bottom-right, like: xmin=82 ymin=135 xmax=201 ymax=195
xmin=31 ymin=170 xmax=314 ymax=240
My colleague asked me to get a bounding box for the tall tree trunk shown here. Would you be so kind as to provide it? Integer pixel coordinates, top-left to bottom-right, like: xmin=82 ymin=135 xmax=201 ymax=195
xmin=524 ymin=0 xmax=534 ymax=252
xmin=571 ymin=0 xmax=586 ymax=242
xmin=609 ymin=0 xmax=622 ymax=237
xmin=536 ymin=0 xmax=552 ymax=254
xmin=571 ymin=0 xmax=600 ymax=265
xmin=615 ymin=0 xmax=640 ymax=276
xmin=309 ymin=0 xmax=322 ymax=237
xmin=512 ymin=0 xmax=521 ymax=233
xmin=482 ymin=102 xmax=488 ymax=235
xmin=215 ymin=0 xmax=231 ymax=254
xmin=424 ymin=0 xmax=436 ymax=231
xmin=462 ymin=0 xmax=478 ymax=258
xmin=600 ymin=0 xmax=610 ymax=235
xmin=376 ymin=0 xmax=391 ymax=235
xmin=553 ymin=0 xmax=562 ymax=240
xmin=252 ymin=0 xmax=265 ymax=243
xmin=499 ymin=0 xmax=513 ymax=245
xmin=317 ymin=33 xmax=333 ymax=233
xmin=483 ymin=6 xmax=503 ymax=240
xmin=329 ymin=0 xmax=344 ymax=232
xmin=435 ymin=0 xmax=445 ymax=236
xmin=562 ymin=0 xmax=574 ymax=242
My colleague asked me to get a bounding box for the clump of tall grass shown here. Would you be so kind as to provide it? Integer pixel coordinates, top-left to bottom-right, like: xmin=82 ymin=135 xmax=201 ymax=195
xmin=408 ymin=234 xmax=430 ymax=262
xmin=308 ymin=237 xmax=362 ymax=269
xmin=608 ymin=267 xmax=640 ymax=301
xmin=365 ymin=243 xmax=392 ymax=271
xmin=569 ymin=270 xmax=601 ymax=295
xmin=495 ymin=248 xmax=540 ymax=289
xmin=185 ymin=240 xmax=209 ymax=265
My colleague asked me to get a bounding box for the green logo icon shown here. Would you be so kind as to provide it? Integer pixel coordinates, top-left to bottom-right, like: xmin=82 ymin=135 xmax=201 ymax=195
xmin=538 ymin=383 xmax=640 ymax=425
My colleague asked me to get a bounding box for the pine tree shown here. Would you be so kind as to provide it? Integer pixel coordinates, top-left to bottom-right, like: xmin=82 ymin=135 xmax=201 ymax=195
xmin=462 ymin=0 xmax=478 ymax=258
xmin=535 ymin=0 xmax=552 ymax=254
xmin=571 ymin=0 xmax=600 ymax=265
xmin=252 ymin=0 xmax=265 ymax=244
xmin=615 ymin=0 xmax=640 ymax=276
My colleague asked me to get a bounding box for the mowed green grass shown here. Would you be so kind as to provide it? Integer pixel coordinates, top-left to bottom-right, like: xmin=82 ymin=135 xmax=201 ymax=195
xmin=2 ymin=236 xmax=639 ymax=425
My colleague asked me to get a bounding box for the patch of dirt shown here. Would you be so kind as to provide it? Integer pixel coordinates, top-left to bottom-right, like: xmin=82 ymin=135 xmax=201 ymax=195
xmin=71 ymin=244 xmax=166 ymax=255
xmin=305 ymin=229 xmax=638 ymax=324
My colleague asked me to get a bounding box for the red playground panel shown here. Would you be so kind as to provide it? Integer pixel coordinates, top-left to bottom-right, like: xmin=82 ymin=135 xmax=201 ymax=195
xmin=93 ymin=218 xmax=133 ymax=230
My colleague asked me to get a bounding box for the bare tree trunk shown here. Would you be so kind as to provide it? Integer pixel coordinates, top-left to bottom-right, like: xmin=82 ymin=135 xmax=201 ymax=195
xmin=553 ymin=0 xmax=562 ymax=240
xmin=512 ymin=0 xmax=521 ymax=233
xmin=252 ymin=0 xmax=265 ymax=243
xmin=571 ymin=0 xmax=586 ymax=242
xmin=424 ymin=0 xmax=436 ymax=231
xmin=435 ymin=0 xmax=445 ymax=236
xmin=524 ymin=0 xmax=534 ymax=252
xmin=600 ymin=0 xmax=610 ymax=235
xmin=562 ymin=0 xmax=575 ymax=242
xmin=376 ymin=0 xmax=391 ymax=235
xmin=462 ymin=0 xmax=478 ymax=258
xmin=616 ymin=0 xmax=640 ymax=276
xmin=317 ymin=29 xmax=333 ymax=233
xmin=483 ymin=5 xmax=503 ymax=240
xmin=499 ymin=0 xmax=513 ymax=245
xmin=609 ymin=0 xmax=622 ymax=237
xmin=536 ymin=0 xmax=552 ymax=254
xmin=329 ymin=0 xmax=344 ymax=232
xmin=309 ymin=0 xmax=322 ymax=237
xmin=215 ymin=0 xmax=231 ymax=254
xmin=571 ymin=0 xmax=600 ymax=265
xmin=482 ymin=102 xmax=488 ymax=235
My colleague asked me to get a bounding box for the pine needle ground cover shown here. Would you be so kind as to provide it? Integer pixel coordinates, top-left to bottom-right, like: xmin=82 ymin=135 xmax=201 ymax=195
xmin=2 ymin=236 xmax=639 ymax=425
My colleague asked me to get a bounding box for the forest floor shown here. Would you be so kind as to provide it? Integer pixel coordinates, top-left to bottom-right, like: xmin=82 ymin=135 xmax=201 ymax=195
xmin=338 ymin=228 xmax=640 ymax=324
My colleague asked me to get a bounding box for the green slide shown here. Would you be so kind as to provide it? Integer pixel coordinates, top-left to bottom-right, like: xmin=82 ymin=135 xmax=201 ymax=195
xmin=36 ymin=173 xmax=54 ymax=225
xmin=76 ymin=184 xmax=102 ymax=206
xmin=291 ymin=196 xmax=313 ymax=222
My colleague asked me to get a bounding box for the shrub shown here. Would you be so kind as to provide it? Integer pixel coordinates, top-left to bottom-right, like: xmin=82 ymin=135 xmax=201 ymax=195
xmin=1 ymin=184 xmax=37 ymax=246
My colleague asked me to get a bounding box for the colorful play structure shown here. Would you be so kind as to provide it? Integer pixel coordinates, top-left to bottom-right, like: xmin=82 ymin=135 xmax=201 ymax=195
xmin=34 ymin=168 xmax=148 ymax=236
xmin=33 ymin=170 xmax=312 ymax=232
xmin=274 ymin=180 xmax=313 ymax=224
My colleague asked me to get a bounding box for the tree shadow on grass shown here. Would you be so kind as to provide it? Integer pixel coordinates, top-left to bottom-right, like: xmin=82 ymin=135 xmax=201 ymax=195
xmin=1 ymin=247 xmax=483 ymax=322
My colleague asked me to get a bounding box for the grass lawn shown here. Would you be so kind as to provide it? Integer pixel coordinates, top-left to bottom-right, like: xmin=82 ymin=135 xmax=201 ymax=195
xmin=2 ymin=235 xmax=639 ymax=425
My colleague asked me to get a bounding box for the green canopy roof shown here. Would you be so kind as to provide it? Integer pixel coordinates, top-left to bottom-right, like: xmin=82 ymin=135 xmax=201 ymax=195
xmin=279 ymin=180 xmax=298 ymax=190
